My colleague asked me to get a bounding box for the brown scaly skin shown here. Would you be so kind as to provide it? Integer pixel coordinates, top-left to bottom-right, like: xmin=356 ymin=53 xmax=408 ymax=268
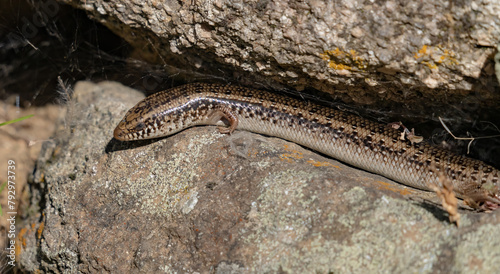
xmin=114 ymin=83 xmax=500 ymax=210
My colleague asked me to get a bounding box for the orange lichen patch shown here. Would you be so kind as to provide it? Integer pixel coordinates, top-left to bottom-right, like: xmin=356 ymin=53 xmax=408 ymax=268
xmin=37 ymin=222 xmax=45 ymax=239
xmin=21 ymin=226 xmax=30 ymax=248
xmin=245 ymin=147 xmax=269 ymax=158
xmin=246 ymin=148 xmax=258 ymax=158
xmin=329 ymin=62 xmax=352 ymax=71
xmin=374 ymin=180 xmax=413 ymax=196
xmin=279 ymin=144 xmax=304 ymax=163
xmin=413 ymin=45 xmax=458 ymax=70
xmin=413 ymin=45 xmax=429 ymax=59
xmin=306 ymin=159 xmax=340 ymax=169
xmin=16 ymin=226 xmax=28 ymax=259
xmin=421 ymin=61 xmax=438 ymax=70
xmin=320 ymin=48 xmax=367 ymax=70
xmin=437 ymin=49 xmax=457 ymax=64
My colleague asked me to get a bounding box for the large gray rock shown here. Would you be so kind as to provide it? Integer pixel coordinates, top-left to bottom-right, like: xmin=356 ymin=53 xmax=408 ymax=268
xmin=57 ymin=0 xmax=500 ymax=112
xmin=18 ymin=81 xmax=500 ymax=272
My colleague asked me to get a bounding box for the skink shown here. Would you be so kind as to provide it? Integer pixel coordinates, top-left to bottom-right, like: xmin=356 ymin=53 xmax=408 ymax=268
xmin=114 ymin=83 xmax=500 ymax=209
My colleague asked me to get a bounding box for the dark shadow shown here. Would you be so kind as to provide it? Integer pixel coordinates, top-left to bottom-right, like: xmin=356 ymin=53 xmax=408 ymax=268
xmin=105 ymin=137 xmax=165 ymax=153
xmin=410 ymin=196 xmax=482 ymax=225
xmin=463 ymin=49 xmax=500 ymax=169
xmin=411 ymin=198 xmax=451 ymax=222
xmin=104 ymin=125 xmax=213 ymax=153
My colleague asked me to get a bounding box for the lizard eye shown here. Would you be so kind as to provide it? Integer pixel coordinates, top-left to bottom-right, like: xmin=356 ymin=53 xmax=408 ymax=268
xmin=134 ymin=122 xmax=146 ymax=131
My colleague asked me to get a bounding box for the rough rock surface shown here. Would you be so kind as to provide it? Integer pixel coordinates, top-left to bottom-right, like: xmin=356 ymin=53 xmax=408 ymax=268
xmin=0 ymin=101 xmax=61 ymax=254
xmin=17 ymin=81 xmax=500 ymax=272
xmin=57 ymin=0 xmax=500 ymax=112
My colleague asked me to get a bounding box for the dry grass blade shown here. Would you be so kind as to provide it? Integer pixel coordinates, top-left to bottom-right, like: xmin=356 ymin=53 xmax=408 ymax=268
xmin=388 ymin=121 xmax=423 ymax=144
xmin=427 ymin=162 xmax=460 ymax=226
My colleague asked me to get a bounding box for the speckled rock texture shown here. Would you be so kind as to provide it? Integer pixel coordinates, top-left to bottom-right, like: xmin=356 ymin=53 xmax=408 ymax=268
xmin=17 ymin=81 xmax=500 ymax=272
xmin=57 ymin=0 xmax=500 ymax=112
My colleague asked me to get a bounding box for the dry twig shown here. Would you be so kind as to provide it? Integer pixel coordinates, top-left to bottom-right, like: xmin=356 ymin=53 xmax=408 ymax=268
xmin=438 ymin=117 xmax=500 ymax=154
xmin=388 ymin=121 xmax=423 ymax=144
xmin=427 ymin=162 xmax=460 ymax=226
